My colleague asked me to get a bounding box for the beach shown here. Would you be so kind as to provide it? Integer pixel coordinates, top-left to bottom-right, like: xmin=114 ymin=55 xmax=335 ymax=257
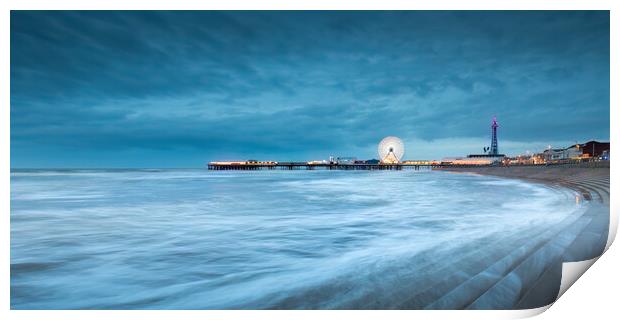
xmin=435 ymin=162 xmax=610 ymax=309
xmin=439 ymin=162 xmax=609 ymax=204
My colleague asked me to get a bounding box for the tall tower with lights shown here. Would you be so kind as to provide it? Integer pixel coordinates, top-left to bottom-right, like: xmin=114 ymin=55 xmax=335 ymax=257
xmin=490 ymin=116 xmax=499 ymax=155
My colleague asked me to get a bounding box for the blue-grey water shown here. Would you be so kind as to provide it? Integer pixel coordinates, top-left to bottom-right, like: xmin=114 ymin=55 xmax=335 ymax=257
xmin=10 ymin=169 xmax=583 ymax=309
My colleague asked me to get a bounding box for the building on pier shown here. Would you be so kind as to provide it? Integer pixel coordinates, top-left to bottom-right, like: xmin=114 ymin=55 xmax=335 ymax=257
xmin=336 ymin=157 xmax=357 ymax=164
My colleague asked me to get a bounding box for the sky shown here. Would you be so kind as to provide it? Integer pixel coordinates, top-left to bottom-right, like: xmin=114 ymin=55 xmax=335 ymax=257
xmin=10 ymin=11 xmax=610 ymax=168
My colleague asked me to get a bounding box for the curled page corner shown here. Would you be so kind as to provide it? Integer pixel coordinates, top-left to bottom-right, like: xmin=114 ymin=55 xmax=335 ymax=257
xmin=556 ymin=203 xmax=616 ymax=303
xmin=515 ymin=304 xmax=552 ymax=319
xmin=605 ymin=210 xmax=618 ymax=252
xmin=557 ymin=258 xmax=599 ymax=300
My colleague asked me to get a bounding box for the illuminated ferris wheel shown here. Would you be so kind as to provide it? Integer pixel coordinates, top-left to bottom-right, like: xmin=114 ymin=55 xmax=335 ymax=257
xmin=378 ymin=136 xmax=405 ymax=164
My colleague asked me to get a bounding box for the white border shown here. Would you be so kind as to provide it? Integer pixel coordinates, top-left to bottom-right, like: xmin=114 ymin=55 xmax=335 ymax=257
xmin=2 ymin=1 xmax=617 ymax=320
xmin=2 ymin=0 xmax=616 ymax=10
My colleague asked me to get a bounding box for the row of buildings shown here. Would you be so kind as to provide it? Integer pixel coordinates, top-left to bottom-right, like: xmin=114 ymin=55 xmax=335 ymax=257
xmin=504 ymin=140 xmax=610 ymax=165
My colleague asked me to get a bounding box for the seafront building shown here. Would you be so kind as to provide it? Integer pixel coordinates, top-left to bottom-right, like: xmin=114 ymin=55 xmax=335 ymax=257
xmin=538 ymin=141 xmax=610 ymax=163
xmin=542 ymin=148 xmax=567 ymax=162
xmin=501 ymin=140 xmax=610 ymax=166
xmin=563 ymin=144 xmax=583 ymax=159
xmin=579 ymin=141 xmax=610 ymax=158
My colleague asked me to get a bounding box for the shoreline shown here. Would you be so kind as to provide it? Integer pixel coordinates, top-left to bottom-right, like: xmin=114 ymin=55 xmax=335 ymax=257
xmin=436 ymin=162 xmax=610 ymax=205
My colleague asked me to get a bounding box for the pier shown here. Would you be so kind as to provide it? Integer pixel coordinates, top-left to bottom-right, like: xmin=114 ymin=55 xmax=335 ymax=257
xmin=207 ymin=162 xmax=447 ymax=171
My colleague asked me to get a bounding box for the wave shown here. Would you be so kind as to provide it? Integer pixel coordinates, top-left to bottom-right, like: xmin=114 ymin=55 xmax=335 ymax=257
xmin=10 ymin=169 xmax=585 ymax=309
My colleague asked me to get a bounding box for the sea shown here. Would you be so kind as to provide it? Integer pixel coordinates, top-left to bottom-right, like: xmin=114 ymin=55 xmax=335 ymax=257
xmin=10 ymin=169 xmax=584 ymax=309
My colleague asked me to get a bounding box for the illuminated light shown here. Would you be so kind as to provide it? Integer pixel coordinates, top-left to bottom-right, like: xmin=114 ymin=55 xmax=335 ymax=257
xmin=378 ymin=136 xmax=405 ymax=164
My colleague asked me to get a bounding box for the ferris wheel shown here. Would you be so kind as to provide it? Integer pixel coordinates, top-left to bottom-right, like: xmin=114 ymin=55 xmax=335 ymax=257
xmin=378 ymin=136 xmax=405 ymax=164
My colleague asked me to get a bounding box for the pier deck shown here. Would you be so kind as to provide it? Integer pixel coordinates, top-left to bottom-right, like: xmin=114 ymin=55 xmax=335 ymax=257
xmin=207 ymin=163 xmax=446 ymax=170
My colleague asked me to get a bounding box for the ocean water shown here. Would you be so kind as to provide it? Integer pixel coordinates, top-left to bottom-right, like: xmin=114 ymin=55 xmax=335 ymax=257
xmin=10 ymin=169 xmax=584 ymax=309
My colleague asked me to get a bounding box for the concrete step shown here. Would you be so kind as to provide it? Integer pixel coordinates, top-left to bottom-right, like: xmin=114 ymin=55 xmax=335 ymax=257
xmin=514 ymin=260 xmax=563 ymax=309
xmin=423 ymin=208 xmax=588 ymax=310
xmin=344 ymin=224 xmax=553 ymax=309
xmin=394 ymin=224 xmax=552 ymax=309
xmin=562 ymin=203 xmax=609 ymax=262
xmin=577 ymin=180 xmax=609 ymax=193
xmin=575 ymin=182 xmax=609 ymax=203
xmin=515 ymin=205 xmax=608 ymax=309
xmin=465 ymin=214 xmax=593 ymax=309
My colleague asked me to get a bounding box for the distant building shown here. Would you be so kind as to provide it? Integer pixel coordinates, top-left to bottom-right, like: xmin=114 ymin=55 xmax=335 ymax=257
xmin=532 ymin=153 xmax=545 ymax=164
xmin=542 ymin=148 xmax=565 ymax=161
xmin=336 ymin=157 xmax=357 ymax=164
xmin=539 ymin=141 xmax=609 ymax=162
xmin=307 ymin=160 xmax=328 ymax=165
xmin=209 ymin=160 xmax=278 ymax=165
xmin=563 ymin=144 xmax=583 ymax=159
xmin=579 ymin=141 xmax=610 ymax=158
xmin=402 ymin=160 xmax=441 ymax=165
xmin=246 ymin=160 xmax=278 ymax=164
xmin=441 ymin=157 xmax=499 ymax=165
xmin=602 ymin=150 xmax=610 ymax=161
xmin=503 ymin=155 xmax=534 ymax=165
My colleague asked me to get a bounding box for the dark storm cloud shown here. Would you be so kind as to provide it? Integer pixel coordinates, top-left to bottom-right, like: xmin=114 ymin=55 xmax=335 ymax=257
xmin=10 ymin=11 xmax=610 ymax=167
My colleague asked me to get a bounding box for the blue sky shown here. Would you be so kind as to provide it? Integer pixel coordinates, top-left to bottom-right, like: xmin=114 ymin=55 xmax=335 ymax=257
xmin=11 ymin=11 xmax=609 ymax=168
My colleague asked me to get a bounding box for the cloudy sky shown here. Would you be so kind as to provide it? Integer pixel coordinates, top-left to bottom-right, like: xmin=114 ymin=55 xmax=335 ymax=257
xmin=11 ymin=11 xmax=609 ymax=168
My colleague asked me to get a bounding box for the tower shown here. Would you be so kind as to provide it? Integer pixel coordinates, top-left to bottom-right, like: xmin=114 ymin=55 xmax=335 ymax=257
xmin=490 ymin=116 xmax=499 ymax=155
